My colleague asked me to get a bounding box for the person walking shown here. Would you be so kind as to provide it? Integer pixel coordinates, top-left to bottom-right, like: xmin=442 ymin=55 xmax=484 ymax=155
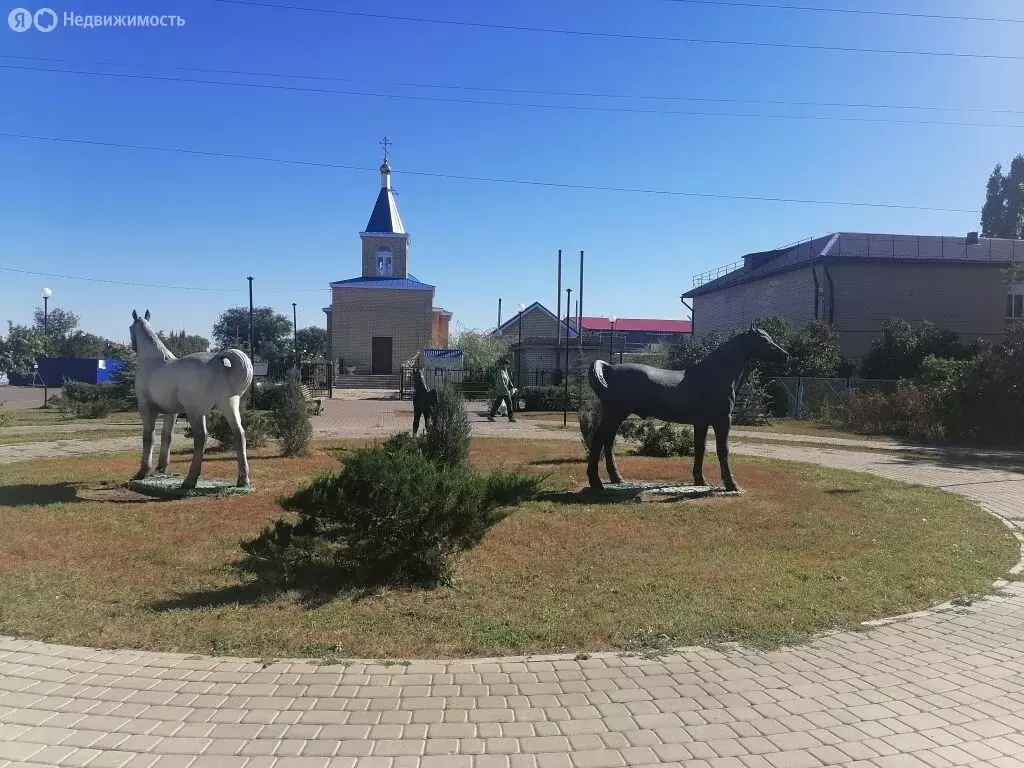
xmin=487 ymin=359 xmax=517 ymax=422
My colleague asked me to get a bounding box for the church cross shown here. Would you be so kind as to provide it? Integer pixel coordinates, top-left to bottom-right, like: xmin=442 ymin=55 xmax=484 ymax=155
xmin=380 ymin=136 xmax=392 ymax=162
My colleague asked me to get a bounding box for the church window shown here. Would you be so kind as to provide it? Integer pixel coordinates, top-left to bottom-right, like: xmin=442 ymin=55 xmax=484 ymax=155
xmin=376 ymin=246 xmax=393 ymax=277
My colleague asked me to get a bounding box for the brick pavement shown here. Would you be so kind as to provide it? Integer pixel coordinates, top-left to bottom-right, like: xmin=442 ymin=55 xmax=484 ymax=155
xmin=3 ymin=429 xmax=1024 ymax=765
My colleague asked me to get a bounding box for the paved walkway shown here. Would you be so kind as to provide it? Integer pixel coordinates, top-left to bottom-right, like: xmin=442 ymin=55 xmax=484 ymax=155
xmin=3 ymin=434 xmax=1024 ymax=765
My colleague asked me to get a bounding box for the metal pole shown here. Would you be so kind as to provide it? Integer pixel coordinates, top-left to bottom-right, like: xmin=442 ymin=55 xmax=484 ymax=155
xmin=609 ymin=319 xmax=614 ymax=360
xmin=247 ymin=277 xmax=254 ymax=357
xmin=292 ymin=302 xmax=298 ymax=370
xmin=578 ymin=250 xmax=584 ymax=350
xmin=556 ymin=249 xmax=562 ymax=346
xmin=497 ymin=298 xmax=502 ymax=329
xmin=247 ymin=276 xmax=254 ymax=409
xmin=42 ymin=294 xmax=49 ymax=407
xmin=517 ymin=309 xmax=523 ymax=387
xmin=563 ymin=288 xmax=572 ymax=428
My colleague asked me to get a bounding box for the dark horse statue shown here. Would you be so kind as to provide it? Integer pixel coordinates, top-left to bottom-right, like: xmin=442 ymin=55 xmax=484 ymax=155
xmin=412 ymin=368 xmax=438 ymax=435
xmin=587 ymin=327 xmax=788 ymax=492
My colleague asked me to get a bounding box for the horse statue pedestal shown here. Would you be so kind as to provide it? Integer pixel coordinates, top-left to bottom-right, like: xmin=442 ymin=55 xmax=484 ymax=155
xmin=595 ymin=481 xmax=739 ymax=503
xmin=128 ymin=473 xmax=254 ymax=500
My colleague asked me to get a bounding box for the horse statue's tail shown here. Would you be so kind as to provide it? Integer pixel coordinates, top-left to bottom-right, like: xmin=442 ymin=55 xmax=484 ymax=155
xmin=216 ymin=348 xmax=254 ymax=397
xmin=589 ymin=360 xmax=610 ymax=401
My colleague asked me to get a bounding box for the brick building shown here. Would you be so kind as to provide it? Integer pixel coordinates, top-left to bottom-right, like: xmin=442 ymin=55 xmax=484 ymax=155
xmin=682 ymin=232 xmax=1024 ymax=359
xmin=324 ymin=156 xmax=452 ymax=374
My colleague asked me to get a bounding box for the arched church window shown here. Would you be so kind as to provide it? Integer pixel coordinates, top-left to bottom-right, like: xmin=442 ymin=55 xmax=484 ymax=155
xmin=376 ymin=246 xmax=393 ymax=277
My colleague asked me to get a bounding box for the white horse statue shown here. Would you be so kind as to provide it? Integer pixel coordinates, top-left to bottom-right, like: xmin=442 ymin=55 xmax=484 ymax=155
xmin=129 ymin=309 xmax=254 ymax=488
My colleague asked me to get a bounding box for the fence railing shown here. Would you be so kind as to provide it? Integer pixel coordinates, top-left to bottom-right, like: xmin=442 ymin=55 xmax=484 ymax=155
xmin=768 ymin=376 xmax=899 ymax=421
xmin=399 ymin=367 xmax=581 ymax=399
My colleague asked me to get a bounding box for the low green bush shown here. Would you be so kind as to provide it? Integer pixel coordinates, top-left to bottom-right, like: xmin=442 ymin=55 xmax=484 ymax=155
xmin=239 ymin=435 xmax=540 ymax=588
xmin=845 ymin=382 xmax=944 ymax=441
xmin=55 ymin=374 xmax=135 ymax=417
xmin=0 ymin=402 xmax=11 ymax=427
xmin=185 ymin=406 xmax=273 ymax=449
xmin=632 ymin=419 xmax=695 ymax=457
xmin=252 ymin=381 xmax=288 ymax=411
xmin=421 ymin=384 xmax=471 ymax=470
xmin=272 ymin=372 xmax=312 ymax=457
xmin=519 ymin=385 xmax=572 ymax=411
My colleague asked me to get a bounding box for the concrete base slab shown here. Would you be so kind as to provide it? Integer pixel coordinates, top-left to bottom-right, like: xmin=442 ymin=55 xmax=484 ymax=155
xmin=127 ymin=473 xmax=254 ymax=499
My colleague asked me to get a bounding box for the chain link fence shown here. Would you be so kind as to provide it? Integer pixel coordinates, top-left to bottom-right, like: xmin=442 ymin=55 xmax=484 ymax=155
xmin=768 ymin=376 xmax=899 ymax=422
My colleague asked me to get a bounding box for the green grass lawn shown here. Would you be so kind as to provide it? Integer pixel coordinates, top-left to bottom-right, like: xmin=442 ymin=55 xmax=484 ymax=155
xmin=0 ymin=406 xmax=140 ymax=428
xmin=0 ymin=429 xmax=138 ymax=446
xmin=0 ymin=439 xmax=1015 ymax=659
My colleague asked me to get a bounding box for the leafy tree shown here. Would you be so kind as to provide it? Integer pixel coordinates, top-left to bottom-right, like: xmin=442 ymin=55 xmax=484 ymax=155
xmin=787 ymin=321 xmax=847 ymax=377
xmin=451 ymin=330 xmax=511 ymax=373
xmin=158 ymin=330 xmax=209 ymax=357
xmin=62 ymin=331 xmax=111 ymax=359
xmin=981 ymin=155 xmax=1024 ymax=239
xmin=668 ymin=331 xmax=724 ymax=370
xmin=859 ymin=319 xmax=976 ymax=380
xmin=212 ymin=307 xmax=292 ymax=362
xmin=0 ymin=322 xmax=45 ymax=377
xmin=32 ymin=306 xmax=79 ymax=355
xmin=295 ymin=326 xmax=327 ymax=360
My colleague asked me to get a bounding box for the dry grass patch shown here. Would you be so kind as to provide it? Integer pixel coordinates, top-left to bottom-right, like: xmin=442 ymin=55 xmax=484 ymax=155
xmin=0 ymin=438 xmax=1015 ymax=659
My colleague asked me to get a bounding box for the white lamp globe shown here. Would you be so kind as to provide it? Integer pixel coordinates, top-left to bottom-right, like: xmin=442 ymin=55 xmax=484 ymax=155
xmin=41 ymin=287 xmax=52 ymax=299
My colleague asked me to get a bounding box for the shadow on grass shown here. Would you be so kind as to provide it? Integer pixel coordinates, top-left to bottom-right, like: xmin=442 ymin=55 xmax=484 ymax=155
xmin=529 ymin=457 xmax=583 ymax=467
xmin=0 ymin=483 xmax=80 ymax=507
xmin=149 ymin=576 xmax=388 ymax=612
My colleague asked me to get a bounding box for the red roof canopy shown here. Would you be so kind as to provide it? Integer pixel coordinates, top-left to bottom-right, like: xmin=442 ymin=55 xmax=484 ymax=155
xmin=578 ymin=317 xmax=692 ymax=333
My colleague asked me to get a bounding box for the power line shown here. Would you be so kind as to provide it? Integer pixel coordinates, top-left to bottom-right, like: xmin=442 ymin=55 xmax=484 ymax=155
xmin=0 ymin=131 xmax=979 ymax=214
xmin=655 ymin=0 xmax=1024 ymax=24
xmin=210 ymin=0 xmax=1024 ymax=61
xmin=6 ymin=53 xmax=1023 ymax=116
xmin=0 ymin=266 xmax=327 ymax=293
xmin=7 ymin=64 xmax=1024 ymax=130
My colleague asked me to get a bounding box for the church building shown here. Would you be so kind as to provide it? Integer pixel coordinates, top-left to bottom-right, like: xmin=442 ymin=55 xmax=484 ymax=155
xmin=325 ymin=147 xmax=451 ymax=376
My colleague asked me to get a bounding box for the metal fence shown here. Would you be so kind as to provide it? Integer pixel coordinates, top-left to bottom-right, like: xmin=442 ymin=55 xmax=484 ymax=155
xmin=769 ymin=376 xmax=899 ymax=421
xmin=399 ymin=367 xmax=582 ymax=400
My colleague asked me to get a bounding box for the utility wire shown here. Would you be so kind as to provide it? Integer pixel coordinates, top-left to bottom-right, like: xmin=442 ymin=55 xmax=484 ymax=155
xmin=654 ymin=0 xmax=1024 ymax=24
xmin=6 ymin=64 xmax=1024 ymax=130
xmin=0 ymin=131 xmax=979 ymax=214
xmin=0 ymin=266 xmax=326 ymax=293
xmin=5 ymin=53 xmax=1022 ymax=116
xmin=210 ymin=0 xmax=1024 ymax=61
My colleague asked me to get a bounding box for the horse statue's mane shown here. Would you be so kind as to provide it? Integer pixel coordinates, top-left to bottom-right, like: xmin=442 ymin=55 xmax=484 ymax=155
xmin=133 ymin=317 xmax=176 ymax=362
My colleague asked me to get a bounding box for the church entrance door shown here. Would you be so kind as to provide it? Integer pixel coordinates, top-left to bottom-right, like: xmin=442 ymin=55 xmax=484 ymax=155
xmin=371 ymin=336 xmax=393 ymax=375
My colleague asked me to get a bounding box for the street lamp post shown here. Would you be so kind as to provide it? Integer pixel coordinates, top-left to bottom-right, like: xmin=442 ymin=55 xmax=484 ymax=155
xmin=517 ymin=303 xmax=525 ymax=387
xmin=292 ymin=302 xmax=298 ymax=371
xmin=608 ymin=314 xmax=617 ymax=362
xmin=563 ymin=288 xmax=572 ymax=428
xmin=41 ymin=287 xmax=51 ymax=407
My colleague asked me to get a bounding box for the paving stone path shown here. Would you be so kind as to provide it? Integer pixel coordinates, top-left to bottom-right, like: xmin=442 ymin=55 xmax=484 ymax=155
xmin=3 ymin=431 xmax=1024 ymax=766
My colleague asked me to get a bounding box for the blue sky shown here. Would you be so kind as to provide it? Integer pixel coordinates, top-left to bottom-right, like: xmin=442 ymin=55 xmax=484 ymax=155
xmin=1 ymin=0 xmax=1022 ymax=344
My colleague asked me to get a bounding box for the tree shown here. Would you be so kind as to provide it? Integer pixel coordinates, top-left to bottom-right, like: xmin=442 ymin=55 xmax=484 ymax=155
xmin=158 ymin=330 xmax=209 ymax=357
xmin=668 ymin=331 xmax=724 ymax=370
xmin=982 ymin=164 xmax=1007 ymax=238
xmin=295 ymin=326 xmax=327 ymax=360
xmin=860 ymin=319 xmax=974 ymax=380
xmin=212 ymin=307 xmax=292 ymax=362
xmin=787 ymin=320 xmax=847 ymax=377
xmin=0 ymin=322 xmax=45 ymax=377
xmin=32 ymin=306 xmax=79 ymax=355
xmin=450 ymin=330 xmax=511 ymax=373
xmin=981 ymin=155 xmax=1024 ymax=239
xmin=62 ymin=331 xmax=110 ymax=359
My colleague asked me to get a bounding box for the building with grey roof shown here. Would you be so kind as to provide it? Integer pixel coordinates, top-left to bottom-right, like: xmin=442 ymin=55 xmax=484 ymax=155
xmin=682 ymin=232 xmax=1024 ymax=358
